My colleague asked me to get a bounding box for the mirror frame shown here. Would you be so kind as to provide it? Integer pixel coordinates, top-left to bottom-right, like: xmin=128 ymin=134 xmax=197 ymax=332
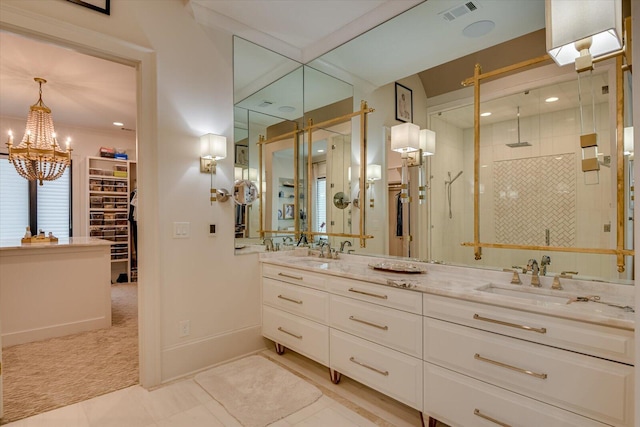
xmin=461 ymin=18 xmax=634 ymax=272
xmin=258 ymin=101 xmax=375 ymax=247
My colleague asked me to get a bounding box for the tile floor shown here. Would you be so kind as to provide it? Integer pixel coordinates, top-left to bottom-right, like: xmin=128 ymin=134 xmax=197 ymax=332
xmin=4 ymin=348 xmax=428 ymax=427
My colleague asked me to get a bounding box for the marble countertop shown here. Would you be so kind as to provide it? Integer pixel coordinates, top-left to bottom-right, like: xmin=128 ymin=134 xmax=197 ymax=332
xmin=0 ymin=236 xmax=114 ymax=250
xmin=260 ymin=249 xmax=635 ymax=330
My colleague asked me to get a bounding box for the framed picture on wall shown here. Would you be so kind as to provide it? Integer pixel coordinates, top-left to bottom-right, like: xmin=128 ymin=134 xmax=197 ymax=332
xmin=395 ymin=82 xmax=412 ymax=123
xmin=235 ymin=145 xmax=249 ymax=166
xmin=66 ymin=0 xmax=110 ymax=15
xmin=283 ymin=203 xmax=295 ymax=220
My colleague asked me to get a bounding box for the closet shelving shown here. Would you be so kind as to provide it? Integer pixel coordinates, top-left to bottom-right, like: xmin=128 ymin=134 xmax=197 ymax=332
xmin=87 ymin=156 xmax=137 ymax=283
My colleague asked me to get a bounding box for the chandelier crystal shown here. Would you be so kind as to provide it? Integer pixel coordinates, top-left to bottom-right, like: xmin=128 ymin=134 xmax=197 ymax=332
xmin=6 ymin=77 xmax=72 ymax=186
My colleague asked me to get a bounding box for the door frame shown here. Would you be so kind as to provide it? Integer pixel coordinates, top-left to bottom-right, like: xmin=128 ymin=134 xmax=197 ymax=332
xmin=0 ymin=5 xmax=163 ymax=408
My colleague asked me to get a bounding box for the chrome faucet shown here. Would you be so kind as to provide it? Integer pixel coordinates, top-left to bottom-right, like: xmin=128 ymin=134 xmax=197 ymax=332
xmin=282 ymin=236 xmax=293 ymax=247
xmin=263 ymin=238 xmax=274 ymax=252
xmin=340 ymin=240 xmax=352 ymax=253
xmin=527 ymin=259 xmax=540 ymax=287
xmin=540 ymin=255 xmax=551 ymax=276
xmin=319 ymin=241 xmax=331 ymax=258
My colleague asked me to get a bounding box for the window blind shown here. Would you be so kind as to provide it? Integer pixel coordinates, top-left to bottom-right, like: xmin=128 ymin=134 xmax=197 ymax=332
xmin=315 ymin=177 xmax=326 ymax=233
xmin=37 ymin=167 xmax=70 ymax=238
xmin=0 ymin=156 xmax=29 ymax=239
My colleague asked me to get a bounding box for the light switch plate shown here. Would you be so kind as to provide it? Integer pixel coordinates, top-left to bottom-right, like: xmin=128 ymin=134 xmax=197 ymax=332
xmin=173 ymin=222 xmax=190 ymax=238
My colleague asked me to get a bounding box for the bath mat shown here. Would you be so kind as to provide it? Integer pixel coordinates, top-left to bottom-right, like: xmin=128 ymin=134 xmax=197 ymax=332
xmin=194 ymin=355 xmax=322 ymax=427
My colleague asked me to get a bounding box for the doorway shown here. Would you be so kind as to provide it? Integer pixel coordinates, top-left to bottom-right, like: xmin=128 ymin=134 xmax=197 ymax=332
xmin=0 ymin=28 xmax=146 ymax=423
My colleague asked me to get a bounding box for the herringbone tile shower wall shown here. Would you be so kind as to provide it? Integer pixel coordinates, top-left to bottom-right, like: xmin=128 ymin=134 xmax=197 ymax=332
xmin=494 ymin=154 xmax=576 ymax=247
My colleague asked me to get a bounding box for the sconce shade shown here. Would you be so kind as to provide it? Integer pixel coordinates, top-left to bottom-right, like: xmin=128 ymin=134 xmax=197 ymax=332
xmin=367 ymin=164 xmax=382 ymax=181
xmin=201 ymin=133 xmax=227 ymax=160
xmin=420 ymin=129 xmax=436 ymax=156
xmin=243 ymin=167 xmax=258 ymax=181
xmin=234 ymin=167 xmax=244 ymax=181
xmin=391 ymin=123 xmax=420 ymax=153
xmin=545 ymin=0 xmax=622 ymax=66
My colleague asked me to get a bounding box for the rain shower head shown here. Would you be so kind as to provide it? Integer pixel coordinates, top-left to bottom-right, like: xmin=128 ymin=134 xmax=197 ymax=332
xmin=506 ymin=141 xmax=532 ymax=148
xmin=506 ymin=106 xmax=531 ymax=148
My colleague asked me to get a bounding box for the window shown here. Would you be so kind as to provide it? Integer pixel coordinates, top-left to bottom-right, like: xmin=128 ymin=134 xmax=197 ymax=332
xmin=0 ymin=155 xmax=72 ymax=239
xmin=315 ymin=177 xmax=326 ymax=233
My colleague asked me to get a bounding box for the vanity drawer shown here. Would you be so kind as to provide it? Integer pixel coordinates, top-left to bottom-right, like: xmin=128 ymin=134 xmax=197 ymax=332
xmin=424 ymin=317 xmax=634 ymax=426
xmin=330 ymin=329 xmax=422 ymax=411
xmin=263 ymin=306 xmax=329 ymax=365
xmin=330 ymin=294 xmax=422 ymax=358
xmin=328 ymin=277 xmax=421 ymax=314
xmin=424 ymin=362 xmax=609 ymax=427
xmin=263 ymin=278 xmax=329 ymax=324
xmin=262 ymin=264 xmax=327 ymax=291
xmin=423 ymin=293 xmax=634 ymax=364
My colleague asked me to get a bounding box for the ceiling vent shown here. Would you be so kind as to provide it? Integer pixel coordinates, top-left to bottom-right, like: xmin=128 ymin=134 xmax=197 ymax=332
xmin=441 ymin=1 xmax=480 ymax=22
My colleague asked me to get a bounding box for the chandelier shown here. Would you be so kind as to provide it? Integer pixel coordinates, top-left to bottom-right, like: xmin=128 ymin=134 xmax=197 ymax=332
xmin=6 ymin=77 xmax=72 ymax=186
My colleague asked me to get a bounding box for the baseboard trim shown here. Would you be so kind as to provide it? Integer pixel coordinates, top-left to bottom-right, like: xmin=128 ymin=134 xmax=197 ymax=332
xmin=1 ymin=316 xmax=111 ymax=347
xmin=161 ymin=324 xmax=265 ymax=382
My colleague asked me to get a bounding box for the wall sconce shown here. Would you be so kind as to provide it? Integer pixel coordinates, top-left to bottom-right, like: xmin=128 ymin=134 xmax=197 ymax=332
xmin=200 ymin=133 xmax=229 ymax=203
xmin=418 ymin=128 xmax=436 ymax=203
xmin=200 ymin=133 xmax=227 ymax=174
xmin=243 ymin=167 xmax=258 ymax=182
xmin=546 ymin=0 xmax=622 ymax=71
xmin=391 ymin=123 xmax=420 ymax=205
xmin=366 ymin=164 xmax=381 ymax=208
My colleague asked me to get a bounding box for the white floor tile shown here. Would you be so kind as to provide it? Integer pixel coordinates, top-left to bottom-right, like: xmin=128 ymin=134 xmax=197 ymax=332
xmin=202 ymin=400 xmax=243 ymax=427
xmin=155 ymin=404 xmax=225 ymax=427
xmin=281 ymin=395 xmax=334 ymax=424
xmin=4 ymin=403 xmax=90 ymax=427
xmin=292 ymin=407 xmax=360 ymax=427
xmin=79 ymin=385 xmax=156 ymax=427
xmin=142 ymin=379 xmax=213 ymax=421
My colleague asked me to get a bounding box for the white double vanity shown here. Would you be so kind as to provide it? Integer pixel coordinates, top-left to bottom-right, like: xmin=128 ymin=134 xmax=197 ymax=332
xmin=260 ymin=249 xmax=635 ymax=427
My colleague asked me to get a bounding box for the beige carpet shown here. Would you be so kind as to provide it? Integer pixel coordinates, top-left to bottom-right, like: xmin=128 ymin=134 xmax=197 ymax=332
xmin=0 ymin=283 xmax=138 ymax=425
xmin=195 ymin=355 xmax=322 ymax=427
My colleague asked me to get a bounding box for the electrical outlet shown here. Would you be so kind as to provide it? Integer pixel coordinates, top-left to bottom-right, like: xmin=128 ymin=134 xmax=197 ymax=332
xmin=179 ymin=320 xmax=190 ymax=337
xmin=209 ymin=224 xmax=216 ymax=236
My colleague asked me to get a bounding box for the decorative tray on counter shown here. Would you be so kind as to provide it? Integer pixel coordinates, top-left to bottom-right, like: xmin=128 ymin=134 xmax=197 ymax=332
xmin=368 ymin=262 xmax=426 ymax=274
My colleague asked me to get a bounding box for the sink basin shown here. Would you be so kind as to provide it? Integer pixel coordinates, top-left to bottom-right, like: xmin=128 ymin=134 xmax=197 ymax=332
xmin=477 ymin=284 xmax=571 ymax=305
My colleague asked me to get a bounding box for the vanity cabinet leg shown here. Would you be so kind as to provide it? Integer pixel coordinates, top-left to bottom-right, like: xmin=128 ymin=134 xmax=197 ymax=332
xmin=329 ymin=368 xmax=341 ymax=384
xmin=428 ymin=416 xmax=438 ymax=427
xmin=274 ymin=342 xmax=285 ymax=355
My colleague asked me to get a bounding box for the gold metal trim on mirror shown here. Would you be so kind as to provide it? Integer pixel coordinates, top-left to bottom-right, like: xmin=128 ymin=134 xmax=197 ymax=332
xmin=460 ymin=25 xmax=634 ymax=272
xmin=258 ymin=102 xmax=375 ymax=247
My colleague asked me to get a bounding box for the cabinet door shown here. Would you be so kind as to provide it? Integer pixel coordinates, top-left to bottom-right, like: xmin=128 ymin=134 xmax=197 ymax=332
xmin=424 ymin=362 xmax=609 ymax=427
xmin=330 ymin=329 xmax=422 ymax=411
xmin=424 ymin=317 xmax=634 ymax=426
xmin=263 ymin=277 xmax=329 ymax=323
xmin=330 ymin=294 xmax=422 ymax=358
xmin=263 ymin=306 xmax=329 ymax=366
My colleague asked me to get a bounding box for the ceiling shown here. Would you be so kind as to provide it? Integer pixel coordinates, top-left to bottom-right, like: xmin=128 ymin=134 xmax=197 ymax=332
xmin=1 ymin=0 xmax=547 ymax=135
xmin=0 ymin=31 xmax=136 ymax=133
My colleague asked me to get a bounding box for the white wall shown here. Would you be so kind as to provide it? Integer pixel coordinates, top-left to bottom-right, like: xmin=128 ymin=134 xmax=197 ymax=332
xmin=0 ymin=0 xmax=264 ymax=385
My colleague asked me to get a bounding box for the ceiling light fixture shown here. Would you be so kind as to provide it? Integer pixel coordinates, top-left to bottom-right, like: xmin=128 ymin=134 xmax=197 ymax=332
xmin=6 ymin=77 xmax=72 ymax=185
xmin=113 ymin=121 xmax=124 ymax=126
xmin=545 ymin=97 xmax=559 ymax=103
xmin=480 ymin=112 xmax=492 ymax=117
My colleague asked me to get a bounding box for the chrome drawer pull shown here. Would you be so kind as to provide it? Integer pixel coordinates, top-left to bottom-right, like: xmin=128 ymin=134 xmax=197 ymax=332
xmin=474 ymin=409 xmax=512 ymax=427
xmin=348 ymin=288 xmax=388 ymax=299
xmin=277 ymin=327 xmax=302 ymax=339
xmin=349 ymin=316 xmax=388 ymax=330
xmin=278 ymin=272 xmax=303 ymax=280
xmin=474 ymin=353 xmax=547 ymax=379
xmin=349 ymin=356 xmax=389 ymax=376
xmin=473 ymin=314 xmax=547 ymax=334
xmin=277 ymin=294 xmax=303 ymax=304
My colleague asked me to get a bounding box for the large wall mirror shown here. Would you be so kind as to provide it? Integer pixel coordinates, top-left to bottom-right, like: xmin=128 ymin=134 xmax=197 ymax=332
xmin=231 ymin=3 xmax=634 ymax=286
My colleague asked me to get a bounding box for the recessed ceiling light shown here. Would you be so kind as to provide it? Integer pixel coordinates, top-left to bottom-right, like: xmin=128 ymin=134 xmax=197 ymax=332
xmin=278 ymin=106 xmax=295 ymax=113
xmin=113 ymin=122 xmax=124 ymax=126
xmin=480 ymin=112 xmax=492 ymax=117
xmin=462 ymin=20 xmax=495 ymax=38
xmin=317 ymin=149 xmax=325 ymax=153
xmin=545 ymin=97 xmax=559 ymax=103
